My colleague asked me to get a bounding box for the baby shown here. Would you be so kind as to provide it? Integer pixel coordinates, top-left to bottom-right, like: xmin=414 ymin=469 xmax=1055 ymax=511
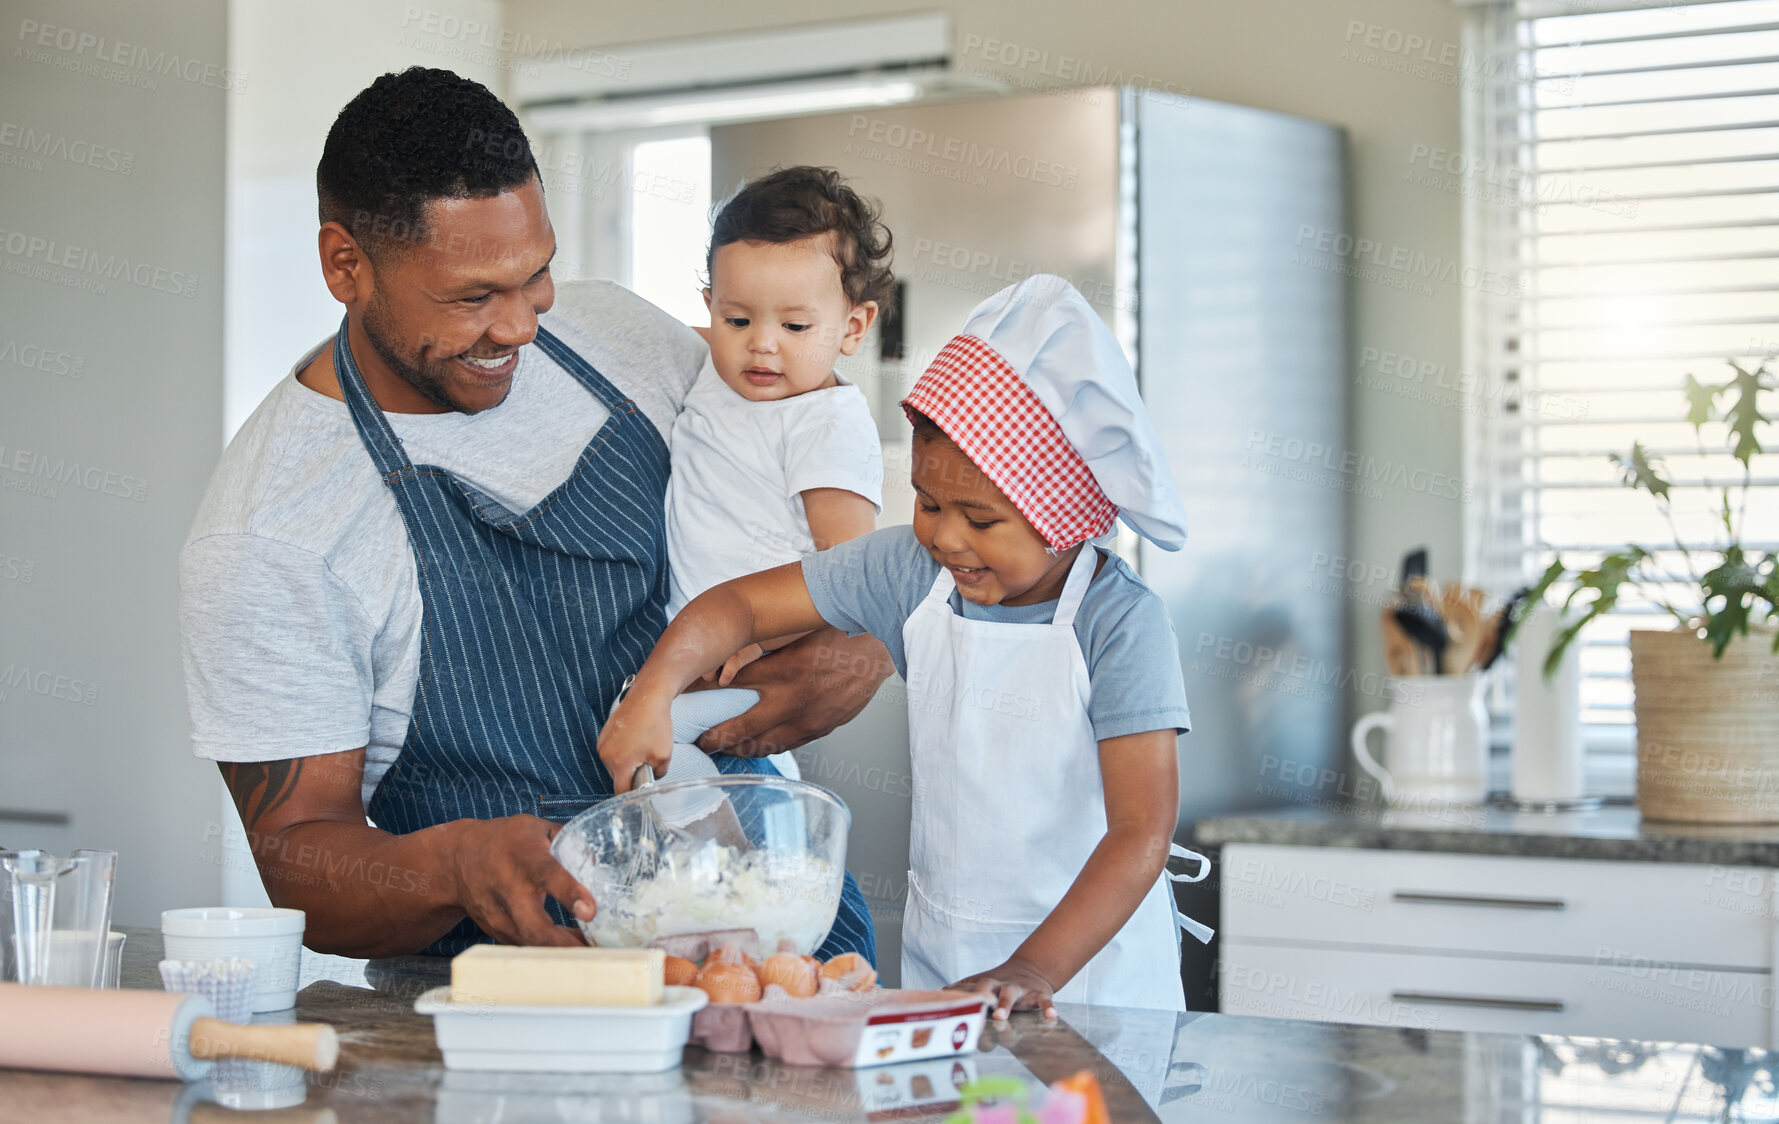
xmin=657 ymin=166 xmax=892 ymax=778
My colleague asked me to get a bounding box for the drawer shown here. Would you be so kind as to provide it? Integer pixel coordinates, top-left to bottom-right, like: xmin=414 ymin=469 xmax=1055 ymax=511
xmin=1221 ymin=844 xmax=1773 ymax=969
xmin=1220 ymin=942 xmax=1772 ymax=1047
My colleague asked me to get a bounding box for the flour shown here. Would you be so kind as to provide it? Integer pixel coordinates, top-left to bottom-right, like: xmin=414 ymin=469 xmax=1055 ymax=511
xmin=565 ymin=840 xmax=841 ymax=956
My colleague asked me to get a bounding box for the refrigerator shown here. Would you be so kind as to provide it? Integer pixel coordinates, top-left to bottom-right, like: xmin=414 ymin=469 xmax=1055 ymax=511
xmin=715 ymin=87 xmax=1350 ymax=1001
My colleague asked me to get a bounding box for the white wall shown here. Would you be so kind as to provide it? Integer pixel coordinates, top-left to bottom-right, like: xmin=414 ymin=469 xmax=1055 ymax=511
xmin=0 ymin=0 xmax=228 ymax=925
xmin=503 ymin=0 xmax=1473 ymax=703
xmin=226 ymin=0 xmax=504 ymax=437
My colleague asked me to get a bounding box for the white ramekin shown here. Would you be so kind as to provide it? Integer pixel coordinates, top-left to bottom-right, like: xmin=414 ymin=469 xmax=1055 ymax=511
xmin=161 ymin=907 xmax=306 ymax=1012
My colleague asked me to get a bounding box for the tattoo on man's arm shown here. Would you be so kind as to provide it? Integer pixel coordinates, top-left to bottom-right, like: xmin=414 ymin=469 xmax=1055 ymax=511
xmin=221 ymin=759 xmax=304 ymax=833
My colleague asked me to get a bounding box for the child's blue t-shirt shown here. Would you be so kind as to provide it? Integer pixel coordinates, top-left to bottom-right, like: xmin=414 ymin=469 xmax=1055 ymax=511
xmin=801 ymin=525 xmax=1192 ymax=739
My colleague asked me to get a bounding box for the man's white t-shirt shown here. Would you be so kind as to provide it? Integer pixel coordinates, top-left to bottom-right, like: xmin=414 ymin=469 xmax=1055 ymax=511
xmin=178 ymin=282 xmax=706 ymax=809
xmin=664 ymin=357 xmax=883 ymax=616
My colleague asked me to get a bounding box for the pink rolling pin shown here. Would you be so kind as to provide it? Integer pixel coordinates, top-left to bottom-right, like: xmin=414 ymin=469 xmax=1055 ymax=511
xmin=0 ymin=983 xmax=338 ymax=1081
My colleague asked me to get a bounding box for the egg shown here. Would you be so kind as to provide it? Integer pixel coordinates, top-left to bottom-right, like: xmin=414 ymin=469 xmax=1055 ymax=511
xmin=695 ymin=958 xmax=763 ymax=1004
xmin=708 ymin=943 xmax=758 ymax=972
xmin=758 ymin=952 xmax=818 ymax=998
xmin=818 ymin=952 xmax=877 ymax=992
xmin=663 ymin=955 xmax=699 ymax=987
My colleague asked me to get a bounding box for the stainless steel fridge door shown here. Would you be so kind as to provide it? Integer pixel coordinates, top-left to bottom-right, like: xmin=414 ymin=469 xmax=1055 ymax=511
xmin=1130 ymin=89 xmax=1349 ymax=825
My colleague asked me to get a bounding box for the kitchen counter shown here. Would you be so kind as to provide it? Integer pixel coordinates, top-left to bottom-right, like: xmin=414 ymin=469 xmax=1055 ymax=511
xmin=1194 ymin=803 xmax=1779 ymax=866
xmin=1 ymin=930 xmax=1774 ymax=1121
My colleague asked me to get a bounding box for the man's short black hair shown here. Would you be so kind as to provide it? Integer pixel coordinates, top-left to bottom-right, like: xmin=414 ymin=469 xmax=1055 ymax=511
xmin=318 ymin=67 xmax=540 ymax=256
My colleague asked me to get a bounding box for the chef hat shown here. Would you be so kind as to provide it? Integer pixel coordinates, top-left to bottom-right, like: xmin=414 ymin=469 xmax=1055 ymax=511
xmin=901 ymin=274 xmax=1189 ymax=551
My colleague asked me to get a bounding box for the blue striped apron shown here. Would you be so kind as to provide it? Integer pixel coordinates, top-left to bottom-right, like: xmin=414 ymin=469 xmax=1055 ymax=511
xmin=333 ymin=318 xmax=876 ymax=961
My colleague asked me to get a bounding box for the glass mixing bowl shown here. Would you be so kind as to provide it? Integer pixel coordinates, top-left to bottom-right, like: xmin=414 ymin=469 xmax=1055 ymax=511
xmin=550 ymin=775 xmax=851 ymax=957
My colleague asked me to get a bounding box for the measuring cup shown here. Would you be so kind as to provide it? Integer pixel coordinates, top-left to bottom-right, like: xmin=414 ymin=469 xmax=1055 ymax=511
xmin=2 ymin=848 xmax=118 ymax=986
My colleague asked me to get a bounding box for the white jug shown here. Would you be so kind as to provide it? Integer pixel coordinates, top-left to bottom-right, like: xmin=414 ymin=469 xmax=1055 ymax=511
xmin=1350 ymin=674 xmax=1489 ymax=807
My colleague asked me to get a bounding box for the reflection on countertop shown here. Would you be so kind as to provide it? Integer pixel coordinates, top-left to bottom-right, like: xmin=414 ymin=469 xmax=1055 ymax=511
xmin=1196 ymin=802 xmax=1779 ymax=866
xmin=0 ymin=928 xmax=1771 ymax=1122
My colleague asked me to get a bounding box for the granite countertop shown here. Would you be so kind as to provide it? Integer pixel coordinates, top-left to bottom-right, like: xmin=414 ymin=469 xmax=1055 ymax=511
xmin=1 ymin=929 xmax=1774 ymax=1121
xmin=1194 ymin=803 xmax=1779 ymax=866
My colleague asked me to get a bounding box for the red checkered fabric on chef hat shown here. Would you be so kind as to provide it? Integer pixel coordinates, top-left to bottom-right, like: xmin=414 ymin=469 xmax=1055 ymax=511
xmin=902 ymin=333 xmax=1117 ymax=550
xmin=906 ymin=274 xmax=1188 ymax=551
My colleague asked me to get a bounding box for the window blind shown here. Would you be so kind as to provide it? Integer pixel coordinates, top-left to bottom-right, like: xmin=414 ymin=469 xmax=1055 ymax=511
xmin=1467 ymin=0 xmax=1779 ymax=794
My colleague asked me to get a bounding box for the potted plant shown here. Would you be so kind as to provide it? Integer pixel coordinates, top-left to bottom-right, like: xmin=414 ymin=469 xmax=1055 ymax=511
xmin=1521 ymin=361 xmax=1778 ymax=823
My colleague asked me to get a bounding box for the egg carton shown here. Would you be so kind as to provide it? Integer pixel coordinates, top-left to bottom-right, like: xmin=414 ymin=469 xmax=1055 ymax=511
xmin=690 ymin=988 xmax=989 ymax=1069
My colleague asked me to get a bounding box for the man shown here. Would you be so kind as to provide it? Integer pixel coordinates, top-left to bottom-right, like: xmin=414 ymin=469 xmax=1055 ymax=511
xmin=179 ymin=68 xmax=889 ymax=958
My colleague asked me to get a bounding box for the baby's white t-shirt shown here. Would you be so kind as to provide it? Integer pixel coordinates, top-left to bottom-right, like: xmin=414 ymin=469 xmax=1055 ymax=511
xmin=664 ymin=358 xmax=883 ymax=615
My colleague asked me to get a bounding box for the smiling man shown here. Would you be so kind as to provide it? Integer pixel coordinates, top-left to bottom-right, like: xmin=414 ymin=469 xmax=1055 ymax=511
xmin=178 ymin=68 xmax=888 ymax=958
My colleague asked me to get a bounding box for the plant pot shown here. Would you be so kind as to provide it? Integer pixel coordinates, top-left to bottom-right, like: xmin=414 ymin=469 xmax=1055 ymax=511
xmin=1631 ymin=626 xmax=1779 ymax=823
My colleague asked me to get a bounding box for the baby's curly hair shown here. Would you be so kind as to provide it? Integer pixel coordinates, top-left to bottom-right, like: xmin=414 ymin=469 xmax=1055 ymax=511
xmin=318 ymin=67 xmax=539 ymax=256
xmin=707 ymin=167 xmax=895 ymax=312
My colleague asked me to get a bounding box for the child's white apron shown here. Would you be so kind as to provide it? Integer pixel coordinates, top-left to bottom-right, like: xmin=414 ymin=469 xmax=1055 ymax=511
xmin=897 ymin=546 xmax=1211 ymax=1011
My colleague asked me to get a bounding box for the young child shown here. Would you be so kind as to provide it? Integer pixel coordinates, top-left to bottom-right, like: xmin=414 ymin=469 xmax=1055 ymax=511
xmin=656 ymin=166 xmax=890 ymax=780
xmin=604 ymin=274 xmax=1212 ymax=1017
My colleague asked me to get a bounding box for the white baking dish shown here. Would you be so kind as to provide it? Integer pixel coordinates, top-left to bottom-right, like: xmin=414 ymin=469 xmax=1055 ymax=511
xmin=415 ymin=985 xmax=708 ymax=1073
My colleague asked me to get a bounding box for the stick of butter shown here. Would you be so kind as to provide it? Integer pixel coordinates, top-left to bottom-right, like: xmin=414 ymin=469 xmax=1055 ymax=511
xmin=450 ymin=946 xmax=665 ymax=1006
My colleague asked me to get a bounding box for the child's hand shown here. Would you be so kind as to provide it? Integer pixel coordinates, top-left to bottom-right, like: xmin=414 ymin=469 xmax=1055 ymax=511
xmin=950 ymin=956 xmax=1060 ymax=1021
xmin=703 ymin=643 xmax=765 ymax=686
xmin=598 ymin=698 xmax=674 ymax=794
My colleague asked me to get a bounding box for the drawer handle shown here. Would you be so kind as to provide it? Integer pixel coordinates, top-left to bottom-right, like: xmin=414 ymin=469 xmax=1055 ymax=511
xmin=1391 ymin=990 xmax=1566 ymax=1013
xmin=1393 ymin=890 xmax=1566 ymax=911
xmin=0 ymin=807 xmax=71 ymax=826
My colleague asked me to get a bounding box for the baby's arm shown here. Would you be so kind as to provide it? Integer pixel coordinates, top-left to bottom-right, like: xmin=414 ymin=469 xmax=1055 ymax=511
xmin=709 ymin=487 xmax=878 ymax=685
xmin=600 ymin=562 xmax=829 ymax=791
xmin=803 ymin=487 xmax=877 ymax=550
xmin=953 ymin=729 xmax=1180 ymax=1019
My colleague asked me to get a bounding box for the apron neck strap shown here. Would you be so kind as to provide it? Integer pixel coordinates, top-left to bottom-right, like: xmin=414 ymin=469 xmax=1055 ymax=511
xmin=1050 ymin=544 xmax=1099 ymax=628
xmin=531 ymin=325 xmax=630 ymax=412
xmin=333 ymin=315 xmax=414 ymax=479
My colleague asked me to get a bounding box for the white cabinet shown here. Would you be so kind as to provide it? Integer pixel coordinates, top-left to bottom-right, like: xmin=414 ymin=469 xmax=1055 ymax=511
xmin=1218 ymin=844 xmax=1779 ymax=1047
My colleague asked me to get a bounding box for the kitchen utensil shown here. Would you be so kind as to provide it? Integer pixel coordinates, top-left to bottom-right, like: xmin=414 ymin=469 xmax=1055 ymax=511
xmin=1 ymin=848 xmax=116 ymax=987
xmin=1351 ymin=673 xmax=1490 ymax=807
xmin=1392 ymin=578 xmax=1450 ymax=675
xmin=1475 ymin=615 xmax=1501 ymax=672
xmin=620 ymin=760 xmax=745 ymax=896
xmin=1399 ymin=547 xmax=1428 ymax=589
xmin=415 ymin=984 xmax=707 ymax=1073
xmin=161 ymin=907 xmax=305 ymax=1012
xmin=1380 ymin=607 xmax=1418 ymax=678
xmin=1478 ymin=586 xmax=1531 ymax=671
xmin=551 ymin=775 xmax=850 ymax=957
xmin=0 ymin=982 xmax=337 ymax=1079
xmin=1441 ymin=584 xmax=1489 ymax=674
xmin=628 ymin=763 xmax=684 ymax=873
